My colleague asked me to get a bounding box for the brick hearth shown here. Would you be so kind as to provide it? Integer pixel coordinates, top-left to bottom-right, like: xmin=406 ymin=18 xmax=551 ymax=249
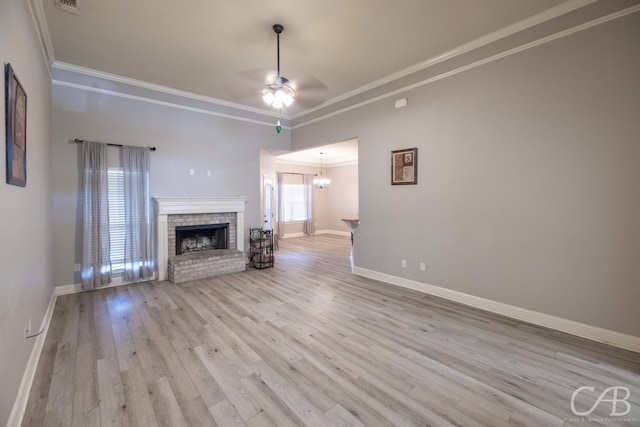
xmin=168 ymin=249 xmax=245 ymax=284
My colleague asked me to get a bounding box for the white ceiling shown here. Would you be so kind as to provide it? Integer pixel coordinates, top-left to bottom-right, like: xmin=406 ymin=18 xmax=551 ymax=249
xmin=41 ymin=0 xmax=566 ymax=117
xmin=275 ymin=139 xmax=359 ymax=167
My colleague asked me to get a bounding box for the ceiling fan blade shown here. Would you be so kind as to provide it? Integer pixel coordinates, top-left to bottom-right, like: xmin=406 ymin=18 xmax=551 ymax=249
xmin=225 ymin=68 xmax=278 ymax=103
xmin=288 ymin=72 xmax=327 ymax=93
xmin=288 ymin=72 xmax=328 ymax=108
xmin=225 ymin=68 xmax=329 ymax=110
xmin=231 ymin=68 xmax=278 ymax=86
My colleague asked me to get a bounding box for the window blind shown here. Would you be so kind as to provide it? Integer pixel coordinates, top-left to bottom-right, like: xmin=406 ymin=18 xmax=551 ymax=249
xmin=107 ymin=168 xmax=125 ymax=275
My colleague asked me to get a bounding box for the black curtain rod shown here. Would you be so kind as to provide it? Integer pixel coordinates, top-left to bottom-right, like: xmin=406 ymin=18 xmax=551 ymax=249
xmin=73 ymin=138 xmax=156 ymax=151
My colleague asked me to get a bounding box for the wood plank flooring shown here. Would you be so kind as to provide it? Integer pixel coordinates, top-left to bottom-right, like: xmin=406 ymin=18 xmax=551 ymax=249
xmin=22 ymin=234 xmax=640 ymax=426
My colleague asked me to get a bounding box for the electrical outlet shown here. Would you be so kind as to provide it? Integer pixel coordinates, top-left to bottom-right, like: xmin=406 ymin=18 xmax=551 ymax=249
xmin=401 ymin=259 xmax=407 ymax=268
xmin=420 ymin=262 xmax=426 ymax=271
xmin=74 ymin=263 xmax=81 ymax=272
xmin=207 ymin=170 xmax=212 ymax=177
xmin=189 ymin=169 xmax=195 ymax=176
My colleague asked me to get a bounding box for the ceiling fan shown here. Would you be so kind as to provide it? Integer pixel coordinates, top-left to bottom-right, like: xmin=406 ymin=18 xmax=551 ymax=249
xmin=261 ymin=24 xmax=295 ymax=109
xmin=225 ymin=24 xmax=327 ymax=113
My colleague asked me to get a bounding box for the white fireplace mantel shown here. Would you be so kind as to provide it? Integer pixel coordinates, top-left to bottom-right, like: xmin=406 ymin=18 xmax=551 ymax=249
xmin=153 ymin=196 xmax=247 ymax=281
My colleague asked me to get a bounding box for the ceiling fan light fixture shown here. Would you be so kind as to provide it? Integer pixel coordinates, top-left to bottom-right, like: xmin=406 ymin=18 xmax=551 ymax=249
xmin=263 ymin=24 xmax=295 ymax=109
xmin=262 ymin=91 xmax=274 ymax=105
xmin=261 ymin=83 xmax=295 ymax=108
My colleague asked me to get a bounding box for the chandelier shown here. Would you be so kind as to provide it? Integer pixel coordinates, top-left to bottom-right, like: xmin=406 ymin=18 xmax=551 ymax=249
xmin=262 ymin=24 xmax=295 ymax=109
xmin=313 ymin=152 xmax=330 ymax=189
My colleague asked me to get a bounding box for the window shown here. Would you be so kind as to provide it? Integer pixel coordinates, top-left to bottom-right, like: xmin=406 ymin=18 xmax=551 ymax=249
xmin=107 ymin=167 xmax=125 ymax=274
xmin=282 ymin=173 xmax=307 ymax=221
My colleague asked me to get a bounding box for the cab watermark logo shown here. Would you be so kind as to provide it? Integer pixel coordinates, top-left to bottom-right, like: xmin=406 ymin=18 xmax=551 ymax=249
xmin=570 ymin=386 xmax=632 ymax=417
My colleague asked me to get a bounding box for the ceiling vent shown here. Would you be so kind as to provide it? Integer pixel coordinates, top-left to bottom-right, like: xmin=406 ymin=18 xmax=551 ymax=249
xmin=55 ymin=0 xmax=79 ymax=14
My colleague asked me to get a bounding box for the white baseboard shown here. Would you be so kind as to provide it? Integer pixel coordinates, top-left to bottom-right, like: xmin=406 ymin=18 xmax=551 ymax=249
xmin=281 ymin=232 xmax=306 ymax=239
xmin=353 ymin=267 xmax=640 ymax=353
xmin=283 ymin=230 xmax=350 ymax=239
xmin=55 ymin=282 xmax=83 ymax=296
xmin=315 ymin=229 xmax=351 ymax=237
xmin=7 ymin=290 xmax=58 ymax=427
xmin=56 ymin=274 xmax=157 ymax=296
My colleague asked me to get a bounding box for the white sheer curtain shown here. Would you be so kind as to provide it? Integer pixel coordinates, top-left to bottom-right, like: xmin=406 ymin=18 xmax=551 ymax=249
xmin=303 ymin=174 xmax=315 ymax=235
xmin=81 ymin=141 xmax=112 ymax=289
xmin=122 ymin=146 xmax=154 ymax=282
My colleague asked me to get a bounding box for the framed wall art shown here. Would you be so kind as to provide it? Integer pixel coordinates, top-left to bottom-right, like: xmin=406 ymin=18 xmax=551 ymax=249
xmin=5 ymin=63 xmax=27 ymax=187
xmin=391 ymin=147 xmax=417 ymax=185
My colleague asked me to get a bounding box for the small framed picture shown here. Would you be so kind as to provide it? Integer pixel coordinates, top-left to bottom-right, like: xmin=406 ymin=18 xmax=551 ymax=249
xmin=5 ymin=63 xmax=27 ymax=187
xmin=391 ymin=148 xmax=417 ymax=185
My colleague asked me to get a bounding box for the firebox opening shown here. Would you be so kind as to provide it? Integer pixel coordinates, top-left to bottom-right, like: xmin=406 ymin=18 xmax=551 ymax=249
xmin=175 ymin=223 xmax=228 ymax=255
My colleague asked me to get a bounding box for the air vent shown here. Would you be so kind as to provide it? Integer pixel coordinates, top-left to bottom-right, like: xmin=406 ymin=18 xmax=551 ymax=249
xmin=55 ymin=0 xmax=79 ymax=14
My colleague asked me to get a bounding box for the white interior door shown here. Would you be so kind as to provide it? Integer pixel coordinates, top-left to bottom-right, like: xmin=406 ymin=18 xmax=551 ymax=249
xmin=264 ymin=177 xmax=274 ymax=230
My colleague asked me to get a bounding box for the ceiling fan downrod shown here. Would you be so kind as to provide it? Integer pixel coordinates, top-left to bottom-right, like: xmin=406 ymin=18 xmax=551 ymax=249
xmin=262 ymin=23 xmax=295 ymax=128
xmin=274 ymin=24 xmax=284 ymax=80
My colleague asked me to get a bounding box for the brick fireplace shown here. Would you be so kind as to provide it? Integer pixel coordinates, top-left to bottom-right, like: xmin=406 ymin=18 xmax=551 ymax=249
xmin=153 ymin=197 xmax=247 ymax=282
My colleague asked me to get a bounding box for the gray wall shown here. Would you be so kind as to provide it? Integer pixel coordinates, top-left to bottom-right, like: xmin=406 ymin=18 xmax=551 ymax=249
xmin=292 ymin=13 xmax=640 ymax=337
xmin=324 ymin=163 xmax=358 ymax=234
xmin=0 ymin=1 xmax=53 ymax=423
xmin=50 ymin=84 xmax=291 ymax=287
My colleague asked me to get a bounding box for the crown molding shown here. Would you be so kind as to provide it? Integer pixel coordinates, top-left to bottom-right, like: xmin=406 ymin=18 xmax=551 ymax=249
xmin=293 ymin=3 xmax=640 ymax=130
xmin=47 ymin=0 xmax=594 ymax=127
xmin=291 ymin=0 xmax=596 ymax=121
xmin=27 ymin=0 xmax=56 ymax=75
xmin=276 ymin=158 xmax=358 ymax=168
xmin=43 ymin=1 xmax=638 ymax=132
xmin=324 ymin=159 xmax=359 ymax=168
xmin=52 ymin=79 xmax=292 ymax=130
xmin=51 ymin=61 xmax=290 ymax=121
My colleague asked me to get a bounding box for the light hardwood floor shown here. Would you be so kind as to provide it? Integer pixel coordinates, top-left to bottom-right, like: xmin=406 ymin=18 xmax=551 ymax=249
xmin=22 ymin=234 xmax=639 ymax=426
